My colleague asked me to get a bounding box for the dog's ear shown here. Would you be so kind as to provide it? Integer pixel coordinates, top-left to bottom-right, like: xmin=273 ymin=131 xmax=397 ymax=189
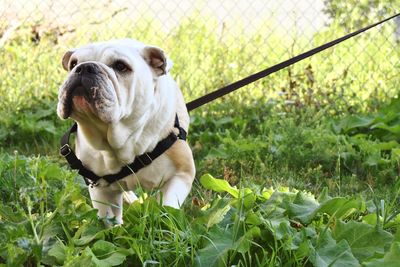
xmin=62 ymin=50 xmax=75 ymax=71
xmin=142 ymin=46 xmax=173 ymax=76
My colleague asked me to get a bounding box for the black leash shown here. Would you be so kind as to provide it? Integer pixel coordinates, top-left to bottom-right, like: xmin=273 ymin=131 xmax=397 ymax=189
xmin=186 ymin=13 xmax=400 ymax=112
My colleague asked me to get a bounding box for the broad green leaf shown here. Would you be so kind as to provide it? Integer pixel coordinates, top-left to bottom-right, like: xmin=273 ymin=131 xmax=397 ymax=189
xmin=295 ymin=239 xmax=312 ymax=259
xmin=266 ymin=190 xmax=297 ymax=208
xmin=361 ymin=212 xmax=400 ymax=229
xmin=195 ymin=228 xmax=233 ymax=267
xmin=309 ymin=231 xmax=359 ymax=267
xmin=362 ymin=214 xmax=380 ymax=226
xmin=4 ymin=244 xmax=30 ymax=267
xmin=64 ymin=253 xmax=93 ymax=267
xmin=195 ymin=226 xmax=260 ymax=267
xmin=97 ymin=252 xmax=127 ymax=267
xmin=317 ymin=187 xmax=331 ymax=203
xmin=206 ymin=201 xmax=231 ymax=229
xmin=371 ymin=123 xmax=400 ymax=134
xmin=241 ymin=188 xmax=256 ymax=208
xmin=200 ymin=174 xmax=239 ymax=197
xmin=392 ymin=148 xmax=400 ymax=159
xmin=369 ymin=140 xmax=399 ymax=151
xmin=83 ymin=246 xmax=128 ymax=267
xmin=235 ymin=226 xmax=261 ymax=253
xmin=91 ymin=240 xmax=116 ymax=258
xmin=335 ymin=115 xmax=374 ymax=133
xmin=395 ymin=226 xmax=400 ymax=243
xmin=194 ymin=198 xmax=232 ymax=228
xmin=47 ymin=243 xmax=66 ymax=264
xmin=365 ymin=154 xmax=390 ymax=166
xmin=73 ymin=225 xmax=105 ymax=246
xmin=42 ymin=163 xmax=64 ymax=179
xmin=318 ymin=197 xmax=364 ymax=219
xmin=261 ymin=187 xmax=274 ymax=200
xmin=332 ymin=220 xmax=393 ymax=261
xmin=245 ymin=211 xmax=262 ymax=226
xmin=206 ymin=148 xmax=229 ymax=159
xmin=287 ymin=192 xmax=319 ymax=224
xmin=273 ymin=219 xmax=295 ymax=240
xmin=363 ymin=242 xmax=400 ymax=267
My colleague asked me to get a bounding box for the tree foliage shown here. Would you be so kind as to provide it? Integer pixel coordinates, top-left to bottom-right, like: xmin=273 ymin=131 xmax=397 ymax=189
xmin=323 ymin=0 xmax=400 ymax=30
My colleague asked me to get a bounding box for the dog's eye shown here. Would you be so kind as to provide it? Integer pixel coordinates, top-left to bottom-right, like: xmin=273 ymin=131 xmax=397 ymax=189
xmin=113 ymin=60 xmax=130 ymax=73
xmin=69 ymin=60 xmax=78 ymax=70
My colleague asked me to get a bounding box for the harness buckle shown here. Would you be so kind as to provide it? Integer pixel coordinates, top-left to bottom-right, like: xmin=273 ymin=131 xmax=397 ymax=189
xmin=60 ymin=144 xmax=72 ymax=157
xmin=90 ymin=181 xmax=99 ymax=188
xmin=83 ymin=176 xmax=99 ymax=188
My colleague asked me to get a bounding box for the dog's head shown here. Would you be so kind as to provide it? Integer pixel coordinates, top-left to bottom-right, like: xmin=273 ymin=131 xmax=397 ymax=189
xmin=57 ymin=39 xmax=173 ymax=124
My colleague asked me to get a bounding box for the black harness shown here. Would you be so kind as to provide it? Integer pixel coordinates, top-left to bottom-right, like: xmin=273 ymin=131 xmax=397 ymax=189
xmin=60 ymin=114 xmax=186 ymax=186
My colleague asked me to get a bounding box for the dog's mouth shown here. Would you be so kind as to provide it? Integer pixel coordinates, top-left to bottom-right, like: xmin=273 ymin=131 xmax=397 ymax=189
xmin=58 ymin=62 xmax=119 ymax=123
xmin=58 ymin=73 xmax=106 ymax=119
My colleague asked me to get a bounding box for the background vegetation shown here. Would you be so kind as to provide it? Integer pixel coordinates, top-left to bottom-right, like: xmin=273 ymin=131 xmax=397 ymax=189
xmin=0 ymin=6 xmax=399 ymax=266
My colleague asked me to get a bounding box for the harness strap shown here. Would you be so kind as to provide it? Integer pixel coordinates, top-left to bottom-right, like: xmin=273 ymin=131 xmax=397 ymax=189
xmin=60 ymin=114 xmax=187 ymax=186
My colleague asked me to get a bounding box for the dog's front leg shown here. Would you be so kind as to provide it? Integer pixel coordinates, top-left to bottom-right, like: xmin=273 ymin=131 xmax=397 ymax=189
xmin=88 ymin=186 xmax=123 ymax=224
xmin=160 ymin=174 xmax=193 ymax=209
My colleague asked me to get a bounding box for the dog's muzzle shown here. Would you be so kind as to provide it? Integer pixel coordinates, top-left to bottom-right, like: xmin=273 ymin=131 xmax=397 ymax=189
xmin=72 ymin=62 xmax=102 ymax=101
xmin=58 ymin=62 xmax=109 ymax=119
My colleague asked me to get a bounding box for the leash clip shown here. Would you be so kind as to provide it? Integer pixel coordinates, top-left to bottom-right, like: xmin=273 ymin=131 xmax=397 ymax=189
xmin=83 ymin=176 xmax=99 ymax=188
xmin=89 ymin=181 xmax=99 ymax=188
xmin=60 ymin=144 xmax=72 ymax=157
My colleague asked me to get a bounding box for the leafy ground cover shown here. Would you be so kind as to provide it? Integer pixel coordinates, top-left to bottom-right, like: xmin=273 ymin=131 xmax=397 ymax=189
xmin=1 ymin=159 xmax=399 ymax=266
xmin=0 ymin=16 xmax=399 ymax=266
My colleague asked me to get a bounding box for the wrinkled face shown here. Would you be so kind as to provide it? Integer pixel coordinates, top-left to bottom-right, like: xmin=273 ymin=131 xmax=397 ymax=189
xmin=57 ymin=39 xmax=170 ymax=124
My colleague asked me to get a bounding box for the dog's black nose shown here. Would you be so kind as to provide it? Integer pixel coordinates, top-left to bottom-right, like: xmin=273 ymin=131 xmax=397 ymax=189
xmin=75 ymin=63 xmax=100 ymax=75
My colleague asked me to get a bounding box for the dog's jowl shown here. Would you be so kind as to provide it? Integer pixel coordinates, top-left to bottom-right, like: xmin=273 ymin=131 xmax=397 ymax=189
xmin=57 ymin=39 xmax=195 ymax=224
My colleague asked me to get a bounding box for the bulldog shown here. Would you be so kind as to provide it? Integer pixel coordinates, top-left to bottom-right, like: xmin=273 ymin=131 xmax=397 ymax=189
xmin=57 ymin=39 xmax=195 ymax=224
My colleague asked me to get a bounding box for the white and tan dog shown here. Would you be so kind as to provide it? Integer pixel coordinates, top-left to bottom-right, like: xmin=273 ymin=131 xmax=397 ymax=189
xmin=57 ymin=39 xmax=195 ymax=224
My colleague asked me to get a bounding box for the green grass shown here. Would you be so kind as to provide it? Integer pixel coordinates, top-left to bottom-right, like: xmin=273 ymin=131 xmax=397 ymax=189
xmin=0 ymin=16 xmax=400 ymax=266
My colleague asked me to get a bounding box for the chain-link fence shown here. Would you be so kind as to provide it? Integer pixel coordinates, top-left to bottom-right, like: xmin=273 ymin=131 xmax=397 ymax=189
xmin=1 ymin=0 xmax=399 ymax=112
